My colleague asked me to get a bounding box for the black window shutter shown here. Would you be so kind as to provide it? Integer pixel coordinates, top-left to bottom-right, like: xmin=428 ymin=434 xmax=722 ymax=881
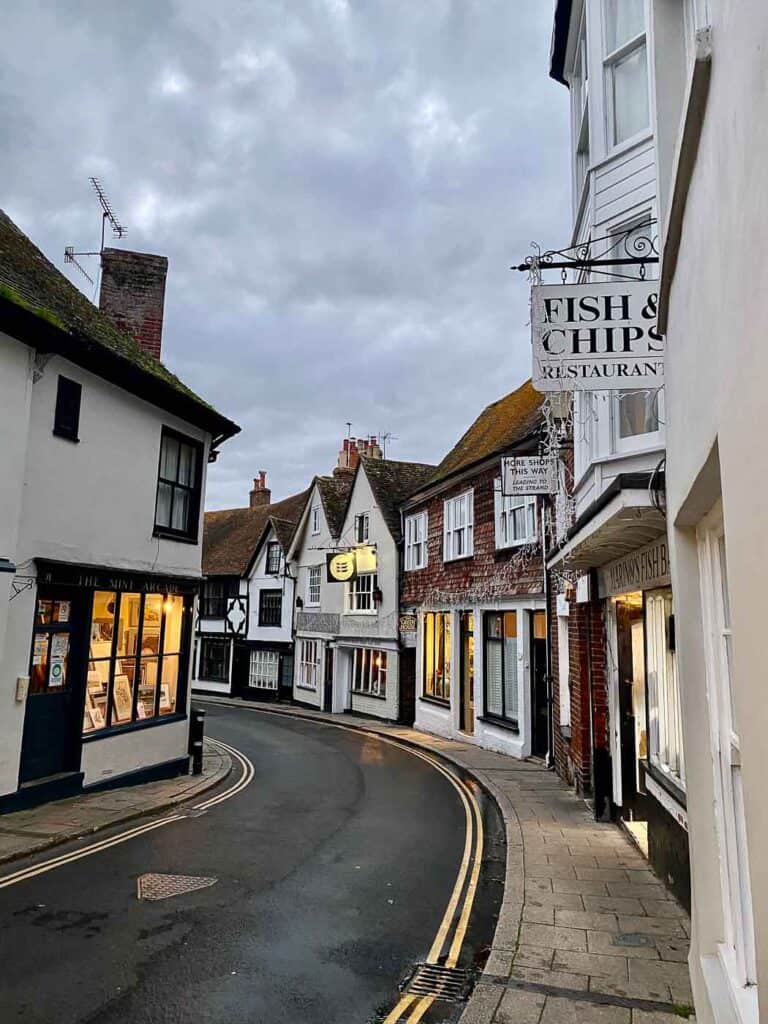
xmin=53 ymin=376 xmax=82 ymax=441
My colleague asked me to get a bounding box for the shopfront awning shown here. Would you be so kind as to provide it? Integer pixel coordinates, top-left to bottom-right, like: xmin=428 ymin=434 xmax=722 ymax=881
xmin=548 ymin=485 xmax=666 ymax=572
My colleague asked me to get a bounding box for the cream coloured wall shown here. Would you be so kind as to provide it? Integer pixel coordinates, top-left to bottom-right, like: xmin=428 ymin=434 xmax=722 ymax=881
xmin=663 ymin=3 xmax=768 ymax=1020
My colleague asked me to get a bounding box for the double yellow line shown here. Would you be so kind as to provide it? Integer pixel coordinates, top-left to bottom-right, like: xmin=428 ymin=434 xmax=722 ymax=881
xmin=0 ymin=738 xmax=254 ymax=891
xmin=380 ymin=745 xmax=484 ymax=1024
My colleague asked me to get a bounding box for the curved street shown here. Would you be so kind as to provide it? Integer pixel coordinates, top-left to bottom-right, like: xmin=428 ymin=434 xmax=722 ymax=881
xmin=0 ymin=703 xmax=504 ymax=1024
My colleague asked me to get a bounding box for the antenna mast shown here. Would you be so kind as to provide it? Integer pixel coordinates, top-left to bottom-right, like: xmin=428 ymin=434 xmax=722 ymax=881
xmin=64 ymin=177 xmax=128 ymax=285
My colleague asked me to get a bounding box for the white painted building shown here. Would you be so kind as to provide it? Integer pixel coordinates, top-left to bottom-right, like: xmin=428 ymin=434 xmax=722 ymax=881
xmin=192 ymin=475 xmax=306 ymax=700
xmin=654 ymin=2 xmax=766 ymax=1021
xmin=288 ymin=441 xmax=434 ymax=722
xmin=547 ymin=0 xmax=689 ymax=908
xmin=0 ymin=214 xmax=238 ymax=810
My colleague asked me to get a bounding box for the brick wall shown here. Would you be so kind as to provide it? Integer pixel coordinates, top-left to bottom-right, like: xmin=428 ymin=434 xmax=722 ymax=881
xmin=401 ymin=463 xmax=544 ymax=608
xmin=99 ymin=247 xmax=168 ymax=360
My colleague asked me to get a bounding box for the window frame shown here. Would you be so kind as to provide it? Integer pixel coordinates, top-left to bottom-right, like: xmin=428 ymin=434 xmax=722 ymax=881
xmin=307 ymin=566 xmax=322 ymax=606
xmin=443 ymin=490 xmax=474 ymax=563
xmin=311 ymin=506 xmax=321 ymax=535
xmin=153 ymin=427 xmax=204 ymax=543
xmin=602 ymin=0 xmax=651 ymax=152
xmin=405 ymin=511 xmax=428 ymax=571
xmin=297 ymin=638 xmax=320 ymax=690
xmin=351 ymin=647 xmax=387 ymax=698
xmin=645 ymin=589 xmax=685 ymax=790
xmin=346 ymin=572 xmax=378 ymax=615
xmin=199 ymin=635 xmax=229 ymax=684
xmin=248 ymin=649 xmax=280 ymax=690
xmin=53 ymin=375 xmax=82 ymax=442
xmin=494 ymin=482 xmax=538 ymax=549
xmin=265 ymin=541 xmax=281 ymax=575
xmin=483 ymin=610 xmax=520 ymax=729
xmin=569 ymin=3 xmax=590 ymax=203
xmin=199 ymin=577 xmax=239 ymax=619
xmin=258 ymin=589 xmax=283 ymax=628
xmin=698 ymin=505 xmax=758 ymax=1003
xmin=354 ymin=513 xmax=370 ymax=544
xmin=422 ymin=611 xmax=451 ymax=703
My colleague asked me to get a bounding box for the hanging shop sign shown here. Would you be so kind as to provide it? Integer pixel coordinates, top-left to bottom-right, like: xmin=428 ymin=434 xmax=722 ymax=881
xmin=399 ymin=614 xmax=417 ymax=635
xmin=598 ymin=536 xmax=670 ymax=598
xmin=326 ymin=546 xmax=377 ymax=584
xmin=531 ymin=280 xmax=663 ymax=392
xmin=502 ymin=455 xmax=557 ymax=496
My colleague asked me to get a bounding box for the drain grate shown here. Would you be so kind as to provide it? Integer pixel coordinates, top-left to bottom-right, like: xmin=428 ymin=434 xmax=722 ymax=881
xmin=405 ymin=963 xmax=471 ymax=1003
xmin=137 ymin=873 xmax=218 ymax=901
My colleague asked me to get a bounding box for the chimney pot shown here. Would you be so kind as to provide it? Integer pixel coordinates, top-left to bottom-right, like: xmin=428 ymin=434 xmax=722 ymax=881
xmin=99 ymin=248 xmax=169 ymax=360
xmin=249 ymin=471 xmax=271 ymax=508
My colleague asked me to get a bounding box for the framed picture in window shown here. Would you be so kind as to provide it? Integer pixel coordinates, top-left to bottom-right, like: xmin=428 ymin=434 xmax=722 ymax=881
xmin=112 ymin=675 xmax=133 ymax=722
xmin=159 ymin=684 xmax=172 ymax=711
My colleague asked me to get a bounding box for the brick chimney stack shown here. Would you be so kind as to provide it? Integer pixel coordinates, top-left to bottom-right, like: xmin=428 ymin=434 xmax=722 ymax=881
xmin=249 ymin=471 xmax=271 ymax=508
xmin=99 ymin=248 xmax=169 ymax=360
xmin=333 ymin=435 xmax=383 ymax=477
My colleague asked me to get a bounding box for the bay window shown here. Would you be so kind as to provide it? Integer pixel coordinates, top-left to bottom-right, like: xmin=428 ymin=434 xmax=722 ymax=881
xmin=604 ymin=0 xmax=649 ymax=147
xmin=352 ymin=648 xmax=387 ymax=697
xmin=83 ymin=590 xmax=187 ymax=734
xmin=645 ymin=589 xmax=684 ymax=787
xmin=423 ymin=611 xmax=451 ymax=701
xmin=444 ymin=491 xmax=473 ymax=561
xmin=405 ymin=511 xmax=427 ymax=570
xmin=484 ymin=612 xmax=519 ymax=727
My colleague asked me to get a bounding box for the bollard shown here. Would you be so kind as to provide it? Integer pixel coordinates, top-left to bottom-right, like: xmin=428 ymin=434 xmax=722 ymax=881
xmin=189 ymin=706 xmax=205 ymax=775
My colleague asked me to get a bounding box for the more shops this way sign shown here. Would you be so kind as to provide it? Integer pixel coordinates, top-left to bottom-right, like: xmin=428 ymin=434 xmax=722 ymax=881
xmin=531 ymin=280 xmax=663 ymax=391
xmin=502 ymin=456 xmax=557 ymax=496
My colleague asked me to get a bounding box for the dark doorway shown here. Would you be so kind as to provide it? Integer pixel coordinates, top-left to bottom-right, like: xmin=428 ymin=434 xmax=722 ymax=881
xmin=231 ymin=643 xmax=250 ymax=698
xmin=530 ymin=610 xmax=549 ymax=758
xmin=20 ymin=587 xmax=88 ymax=784
xmin=399 ymin=648 xmax=416 ymax=726
xmin=323 ymin=646 xmax=334 ymax=712
xmin=615 ymin=593 xmax=647 ymax=819
xmin=459 ymin=612 xmax=475 ymax=735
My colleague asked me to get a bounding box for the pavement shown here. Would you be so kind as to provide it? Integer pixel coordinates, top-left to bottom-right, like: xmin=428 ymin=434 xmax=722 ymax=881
xmin=198 ymin=697 xmax=696 ymax=1023
xmin=0 ymin=739 xmax=231 ymax=865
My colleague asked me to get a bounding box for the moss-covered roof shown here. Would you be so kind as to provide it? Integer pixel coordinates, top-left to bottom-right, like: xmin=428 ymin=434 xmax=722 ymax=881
xmin=425 ymin=380 xmax=544 ymax=489
xmin=316 ymin=474 xmax=356 ymax=538
xmin=360 ymin=457 xmax=437 ymax=540
xmin=0 ymin=209 xmax=238 ymax=439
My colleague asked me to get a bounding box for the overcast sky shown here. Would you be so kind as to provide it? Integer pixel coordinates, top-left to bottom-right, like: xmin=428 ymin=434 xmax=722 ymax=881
xmin=2 ymin=0 xmax=569 ymax=509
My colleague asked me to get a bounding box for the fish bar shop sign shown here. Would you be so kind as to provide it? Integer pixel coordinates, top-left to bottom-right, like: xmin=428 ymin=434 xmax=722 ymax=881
xmin=531 ymin=280 xmax=663 ymax=392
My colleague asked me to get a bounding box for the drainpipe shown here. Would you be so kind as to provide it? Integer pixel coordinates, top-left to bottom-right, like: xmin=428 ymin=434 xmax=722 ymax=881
xmin=541 ymin=502 xmax=554 ymax=769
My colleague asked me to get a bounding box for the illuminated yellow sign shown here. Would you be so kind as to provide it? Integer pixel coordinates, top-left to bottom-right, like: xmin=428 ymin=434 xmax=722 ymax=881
xmin=326 ymin=545 xmax=377 ymax=583
xmin=354 ymin=545 xmax=377 ymax=574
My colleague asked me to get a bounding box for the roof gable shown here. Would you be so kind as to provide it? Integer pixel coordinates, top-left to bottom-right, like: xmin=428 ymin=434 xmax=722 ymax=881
xmin=203 ymin=488 xmax=308 ymax=577
xmin=357 ymin=457 xmax=437 ymax=541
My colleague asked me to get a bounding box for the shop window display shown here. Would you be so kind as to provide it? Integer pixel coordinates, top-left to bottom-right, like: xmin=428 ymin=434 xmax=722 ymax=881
xmin=83 ymin=590 xmax=185 ymax=734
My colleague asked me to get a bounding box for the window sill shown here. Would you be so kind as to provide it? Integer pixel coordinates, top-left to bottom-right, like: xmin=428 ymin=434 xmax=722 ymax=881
xmin=405 ymin=565 xmax=427 ymax=572
xmin=82 ymin=711 xmax=187 ymax=742
xmin=443 ymin=554 xmax=474 ymax=565
xmin=351 ymin=689 xmax=387 ymax=701
xmin=344 ymin=610 xmax=378 ymax=617
xmin=295 ymin=683 xmax=317 ymax=692
xmin=496 ymin=539 xmax=538 ymax=552
xmin=478 ymin=714 xmax=519 ymax=734
xmin=153 ymin=527 xmax=199 ymax=546
xmin=644 ymin=760 xmax=687 ymax=808
xmin=419 ymin=694 xmax=450 ymax=709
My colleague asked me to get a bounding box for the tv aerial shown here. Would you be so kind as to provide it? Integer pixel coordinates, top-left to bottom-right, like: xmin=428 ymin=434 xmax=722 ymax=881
xmin=64 ymin=177 xmax=127 ymax=285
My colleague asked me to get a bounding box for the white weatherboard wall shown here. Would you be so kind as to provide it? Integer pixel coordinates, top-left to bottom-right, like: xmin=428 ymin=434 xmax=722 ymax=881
xmin=335 ymin=468 xmax=400 ymax=721
xmin=291 ymin=482 xmax=341 ymax=710
xmin=0 ymin=351 xmax=209 ymax=795
xmin=662 ymin=4 xmax=768 ymax=1021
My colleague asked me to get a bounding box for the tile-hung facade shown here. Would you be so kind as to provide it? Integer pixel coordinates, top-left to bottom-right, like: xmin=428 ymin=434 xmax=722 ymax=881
xmin=654 ymin=3 xmax=763 ymax=1022
xmin=401 ymin=381 xmax=549 ymax=758
xmin=192 ymin=475 xmax=307 ymax=702
xmin=0 ymin=212 xmax=239 ymax=811
xmin=546 ymin=0 xmax=689 ymax=911
xmin=288 ymin=441 xmax=434 ymax=723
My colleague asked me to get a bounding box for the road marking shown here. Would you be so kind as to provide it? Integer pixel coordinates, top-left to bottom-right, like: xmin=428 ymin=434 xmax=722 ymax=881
xmin=202 ymin=702 xmax=487 ymax=1024
xmin=0 ymin=737 xmax=255 ymax=891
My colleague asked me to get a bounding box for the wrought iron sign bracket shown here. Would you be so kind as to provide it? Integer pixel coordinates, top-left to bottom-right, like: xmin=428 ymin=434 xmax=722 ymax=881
xmin=513 ymin=220 xmax=659 ymax=282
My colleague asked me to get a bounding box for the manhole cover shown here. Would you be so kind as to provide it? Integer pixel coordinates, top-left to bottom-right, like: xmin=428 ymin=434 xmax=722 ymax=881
xmin=137 ymin=873 xmax=218 ymax=901
xmin=405 ymin=963 xmax=471 ymax=1003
